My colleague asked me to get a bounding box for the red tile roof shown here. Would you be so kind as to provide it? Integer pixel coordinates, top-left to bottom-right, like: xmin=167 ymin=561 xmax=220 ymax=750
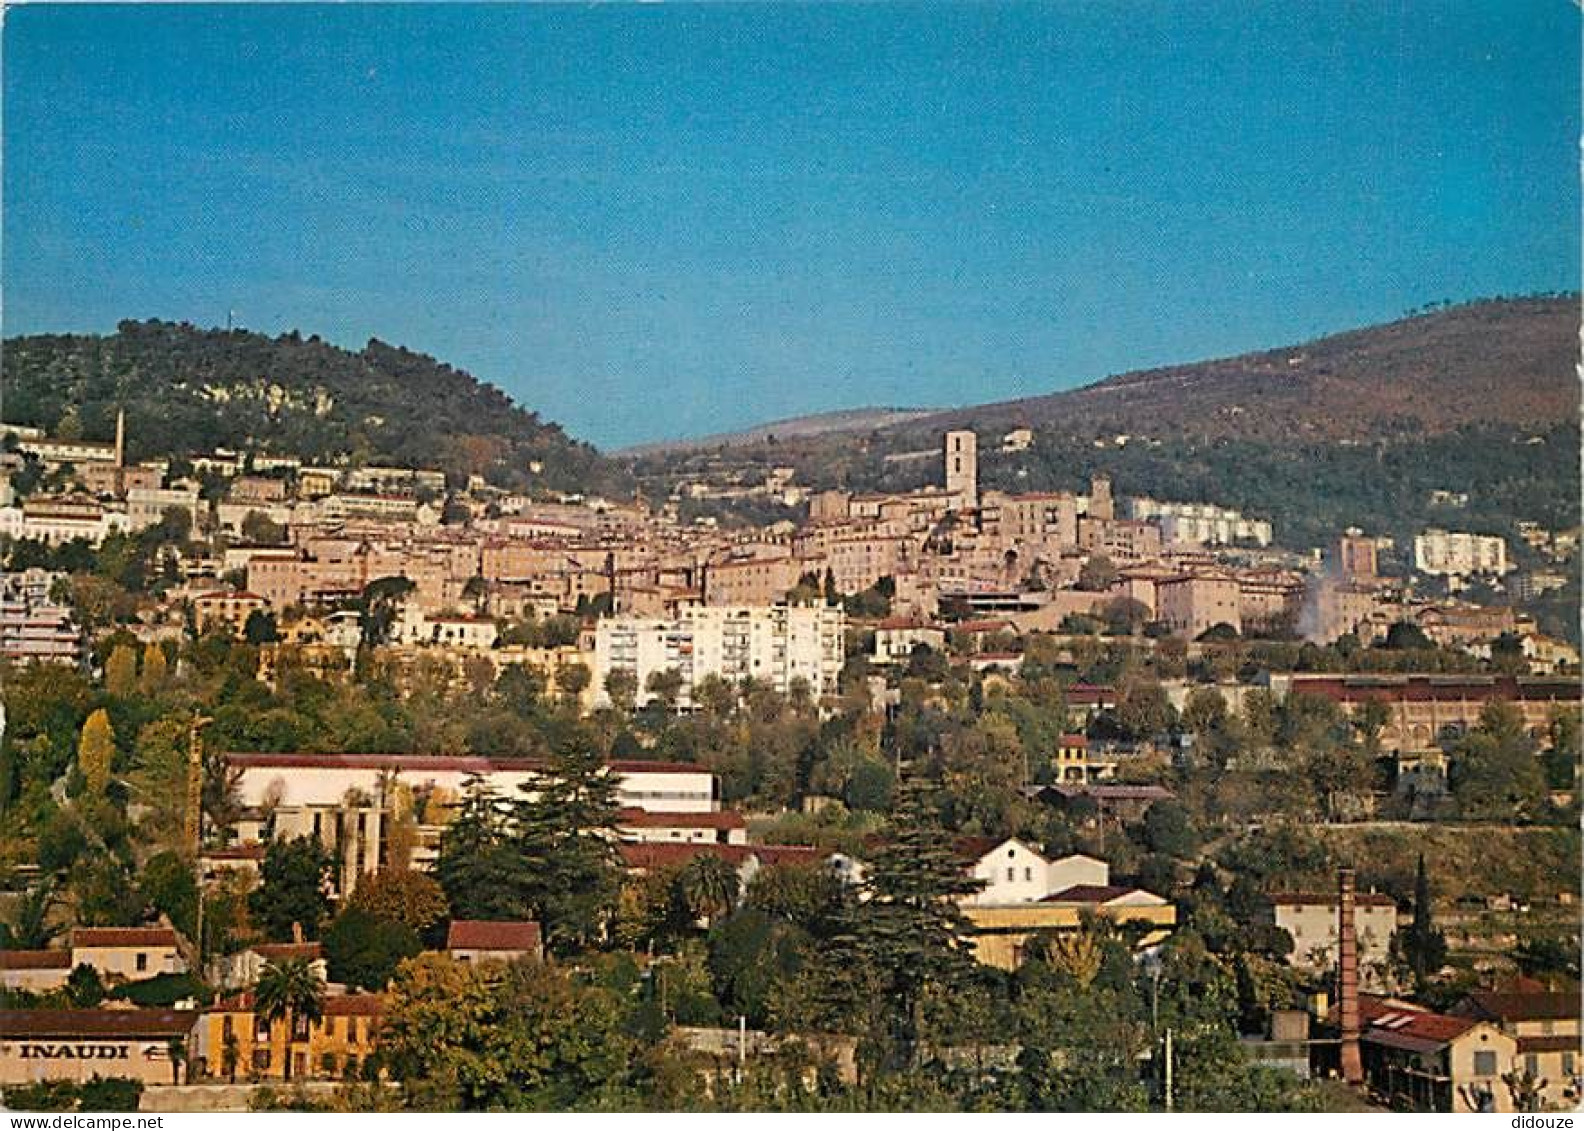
xmin=1518 ymin=1035 xmax=1582 ymax=1055
xmin=1340 ymin=996 xmax=1483 ymax=1055
xmin=0 ymin=1009 xmax=196 ymax=1038
xmin=0 ymin=949 xmax=72 ymax=970
xmin=224 ymin=752 xmax=708 ymax=776
xmin=446 ymin=920 xmax=543 ymax=953
xmin=618 ymin=808 xmax=746 ymax=830
xmin=1269 ymin=892 xmax=1398 ymax=909
xmin=324 ymin=994 xmax=385 ymax=1016
xmin=1455 ymin=990 xmax=1581 ymax=1024
xmin=71 ymin=927 xmax=180 ymax=949
xmin=617 ymin=842 xmax=823 ymax=871
xmin=1042 ymin=884 xmax=1137 ymax=904
xmin=251 ymin=942 xmax=323 ymax=962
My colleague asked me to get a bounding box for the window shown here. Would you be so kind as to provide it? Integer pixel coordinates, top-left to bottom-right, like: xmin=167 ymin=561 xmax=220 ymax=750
xmin=1024 ymin=868 xmax=1033 ymax=882
xmin=1563 ymin=1053 xmax=1575 ymax=1075
xmin=1474 ymin=1051 xmax=1497 ymax=1077
xmin=1006 ymin=867 xmax=1015 ymax=882
xmin=1526 ymin=1055 xmax=1539 ymax=1076
xmin=136 ymin=953 xmax=148 ymax=972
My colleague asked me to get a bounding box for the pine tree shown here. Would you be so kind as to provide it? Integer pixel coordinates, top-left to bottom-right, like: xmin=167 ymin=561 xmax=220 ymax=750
xmin=509 ymin=733 xmax=624 ymax=952
xmin=104 ymin=645 xmax=138 ymax=697
xmin=434 ymin=773 xmax=530 ymax=921
xmin=77 ymin=709 xmax=116 ymax=794
xmin=830 ymin=777 xmax=985 ymax=1068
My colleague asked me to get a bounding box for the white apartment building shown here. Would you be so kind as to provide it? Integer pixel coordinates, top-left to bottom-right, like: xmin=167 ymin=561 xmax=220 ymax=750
xmin=593 ymin=605 xmax=845 ymax=709
xmin=0 ymin=500 xmax=131 ymax=546
xmin=0 ymin=570 xmax=79 ymax=664
xmin=228 ymin=752 xmax=720 ymax=892
xmin=1127 ymin=497 xmax=1273 ymax=547
xmin=1414 ymin=529 xmax=1511 ymax=577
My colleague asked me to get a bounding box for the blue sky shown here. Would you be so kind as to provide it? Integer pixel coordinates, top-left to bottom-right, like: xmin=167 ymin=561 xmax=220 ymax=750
xmin=4 ymin=2 xmax=1578 ymax=449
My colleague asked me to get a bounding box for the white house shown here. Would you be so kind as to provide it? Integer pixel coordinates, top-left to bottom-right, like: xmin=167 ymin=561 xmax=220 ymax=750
xmin=962 ymin=838 xmax=1111 ymax=906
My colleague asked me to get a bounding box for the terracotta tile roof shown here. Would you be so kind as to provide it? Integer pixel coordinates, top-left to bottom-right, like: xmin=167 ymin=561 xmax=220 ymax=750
xmin=1269 ymin=892 xmax=1398 ymax=909
xmin=71 ymin=927 xmax=180 ymax=949
xmin=1050 ymin=783 xmax=1174 ymax=802
xmin=1518 ymin=1035 xmax=1582 ymax=1054
xmin=1041 ymin=884 xmax=1136 ymax=904
xmin=0 ymin=949 xmax=72 ymax=970
xmin=251 ymin=942 xmax=323 ymax=962
xmin=617 ymin=842 xmax=823 ymax=871
xmin=0 ymin=1009 xmax=196 ymax=1038
xmin=617 ymin=808 xmax=746 ymax=830
xmin=1455 ymin=991 xmax=1581 ymax=1024
xmin=952 ymin=619 xmax=1016 ymax=635
xmin=324 ymin=994 xmax=385 ymax=1016
xmin=446 ymin=920 xmax=543 ymax=953
xmin=1345 ymin=996 xmax=1481 ymax=1055
xmin=225 ymin=752 xmax=709 ymax=776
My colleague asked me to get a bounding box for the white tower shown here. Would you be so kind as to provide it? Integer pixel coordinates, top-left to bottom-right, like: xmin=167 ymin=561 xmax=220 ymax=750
xmin=944 ymin=430 xmax=978 ymax=511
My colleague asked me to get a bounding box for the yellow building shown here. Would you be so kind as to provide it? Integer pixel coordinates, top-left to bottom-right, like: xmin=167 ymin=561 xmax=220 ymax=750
xmin=191 ymin=993 xmax=383 ymax=1083
xmin=963 ymin=889 xmax=1177 ymax=971
xmin=1454 ymin=987 xmax=1581 ymax=1111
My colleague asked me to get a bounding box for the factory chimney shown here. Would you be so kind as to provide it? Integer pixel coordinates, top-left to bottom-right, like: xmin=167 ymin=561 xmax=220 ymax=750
xmin=1338 ymin=866 xmax=1364 ymax=1084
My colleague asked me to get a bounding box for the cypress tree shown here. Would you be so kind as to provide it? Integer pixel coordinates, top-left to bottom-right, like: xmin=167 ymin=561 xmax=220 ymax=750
xmin=1404 ymin=853 xmax=1447 ymax=983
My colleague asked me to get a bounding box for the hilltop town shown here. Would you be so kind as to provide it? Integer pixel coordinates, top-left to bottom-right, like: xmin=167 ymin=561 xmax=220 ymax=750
xmin=0 ymin=347 xmax=1577 ymax=1114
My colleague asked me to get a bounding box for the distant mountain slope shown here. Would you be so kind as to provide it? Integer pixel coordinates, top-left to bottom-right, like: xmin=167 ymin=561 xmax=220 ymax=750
xmin=0 ymin=320 xmax=628 ymax=495
xmin=617 ymin=406 xmax=940 ymax=457
xmin=895 ymin=296 xmax=1579 ymax=444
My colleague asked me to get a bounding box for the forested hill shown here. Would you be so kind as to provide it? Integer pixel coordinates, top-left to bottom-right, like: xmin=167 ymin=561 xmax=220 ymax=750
xmin=894 ymin=295 xmax=1580 ymax=445
xmin=0 ymin=320 xmax=629 ymax=495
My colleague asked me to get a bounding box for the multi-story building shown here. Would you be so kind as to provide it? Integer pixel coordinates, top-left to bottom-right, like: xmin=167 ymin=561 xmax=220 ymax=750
xmin=228 ymin=752 xmax=721 ymax=892
xmin=1129 ymin=498 xmax=1272 ymax=547
xmin=192 ymin=993 xmax=382 ymax=1083
xmin=1270 ymin=673 xmax=1580 ymax=755
xmin=1453 ymin=988 xmax=1582 ymax=1110
xmin=1155 ymin=573 xmax=1242 ymax=638
xmin=0 ymin=570 xmax=80 ymax=664
xmin=1268 ymin=891 xmax=1397 ymax=976
xmin=1337 ymin=530 xmax=1380 ymax=584
xmin=593 ymin=605 xmax=845 ymax=709
xmin=1414 ymin=529 xmax=1511 ymax=577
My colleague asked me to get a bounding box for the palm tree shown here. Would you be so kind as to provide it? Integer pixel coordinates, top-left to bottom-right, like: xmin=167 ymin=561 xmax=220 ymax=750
xmin=254 ymin=957 xmax=326 ymax=1082
xmin=676 ymin=854 xmax=740 ymax=927
xmin=165 ymin=1036 xmax=187 ymax=1085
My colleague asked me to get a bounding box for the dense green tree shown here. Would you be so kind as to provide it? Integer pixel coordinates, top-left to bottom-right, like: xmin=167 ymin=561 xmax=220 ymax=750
xmin=816 ymin=778 xmax=985 ymax=1070
xmin=323 ymin=908 xmax=422 ymax=991
xmin=249 ymin=837 xmax=334 ymax=941
xmin=434 ymin=775 xmax=527 ymax=921
xmin=139 ymin=850 xmax=198 ymax=939
xmin=1450 ymin=701 xmax=1547 ymax=820
xmin=380 ymin=953 xmax=642 ymax=1110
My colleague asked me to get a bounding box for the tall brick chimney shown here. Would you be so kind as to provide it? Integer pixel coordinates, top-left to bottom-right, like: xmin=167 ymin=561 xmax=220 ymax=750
xmin=1338 ymin=867 xmax=1363 ymax=1084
